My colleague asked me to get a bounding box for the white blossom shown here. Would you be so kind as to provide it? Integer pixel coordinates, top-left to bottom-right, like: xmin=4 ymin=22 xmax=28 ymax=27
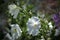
xmin=48 ymin=22 xmax=53 ymax=29
xmin=10 ymin=24 xmax=22 ymax=40
xmin=8 ymin=4 xmax=20 ymax=18
xmin=26 ymin=16 xmax=41 ymax=36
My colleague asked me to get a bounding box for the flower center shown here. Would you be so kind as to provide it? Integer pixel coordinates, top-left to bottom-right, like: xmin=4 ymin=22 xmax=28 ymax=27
xmin=34 ymin=23 xmax=37 ymax=28
xmin=13 ymin=29 xmax=17 ymax=32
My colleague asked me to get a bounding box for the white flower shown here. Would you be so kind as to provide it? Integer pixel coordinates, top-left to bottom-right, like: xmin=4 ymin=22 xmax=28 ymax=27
xmin=26 ymin=16 xmax=41 ymax=36
xmin=10 ymin=24 xmax=22 ymax=40
xmin=8 ymin=4 xmax=20 ymax=18
xmin=48 ymin=22 xmax=53 ymax=29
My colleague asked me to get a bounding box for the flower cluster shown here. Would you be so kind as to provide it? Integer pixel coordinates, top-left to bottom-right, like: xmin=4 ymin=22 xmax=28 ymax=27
xmin=6 ymin=2 xmax=56 ymax=40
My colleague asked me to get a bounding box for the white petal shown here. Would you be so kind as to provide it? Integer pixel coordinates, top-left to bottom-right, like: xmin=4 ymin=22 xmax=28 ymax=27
xmin=8 ymin=4 xmax=17 ymax=10
xmin=32 ymin=29 xmax=39 ymax=36
xmin=6 ymin=33 xmax=12 ymax=40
